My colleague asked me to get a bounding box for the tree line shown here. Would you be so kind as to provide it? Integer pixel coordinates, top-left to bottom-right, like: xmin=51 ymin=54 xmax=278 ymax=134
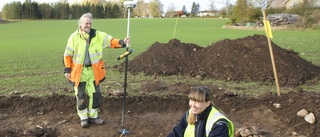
xmin=1 ymin=0 xmax=165 ymax=20
xmin=1 ymin=0 xmax=206 ymax=20
xmin=1 ymin=0 xmax=128 ymax=20
xmin=3 ymin=0 xmax=318 ymax=29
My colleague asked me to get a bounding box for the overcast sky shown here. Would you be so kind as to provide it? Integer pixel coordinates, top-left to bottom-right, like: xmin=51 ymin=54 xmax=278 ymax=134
xmin=1 ymin=0 xmax=235 ymax=12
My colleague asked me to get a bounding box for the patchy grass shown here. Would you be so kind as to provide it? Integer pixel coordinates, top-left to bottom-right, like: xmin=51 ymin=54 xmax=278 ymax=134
xmin=0 ymin=18 xmax=319 ymax=96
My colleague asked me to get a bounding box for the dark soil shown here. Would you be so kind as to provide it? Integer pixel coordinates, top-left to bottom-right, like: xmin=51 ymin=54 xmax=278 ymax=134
xmin=121 ymin=34 xmax=320 ymax=86
xmin=1 ymin=34 xmax=320 ymax=137
xmin=1 ymin=89 xmax=319 ymax=137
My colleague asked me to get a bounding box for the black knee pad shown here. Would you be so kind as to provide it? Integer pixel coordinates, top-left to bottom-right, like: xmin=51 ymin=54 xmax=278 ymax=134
xmin=92 ymin=92 xmax=101 ymax=109
xmin=77 ymin=82 xmax=87 ymax=110
xmin=77 ymin=98 xmax=87 ymax=110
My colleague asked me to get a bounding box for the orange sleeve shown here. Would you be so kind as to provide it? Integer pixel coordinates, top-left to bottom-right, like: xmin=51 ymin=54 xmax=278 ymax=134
xmin=64 ymin=56 xmax=72 ymax=68
xmin=110 ymin=38 xmax=122 ymax=48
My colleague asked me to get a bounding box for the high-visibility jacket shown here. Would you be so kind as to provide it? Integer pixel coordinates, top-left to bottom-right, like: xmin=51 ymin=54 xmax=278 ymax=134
xmin=184 ymin=106 xmax=234 ymax=137
xmin=63 ymin=28 xmax=124 ymax=87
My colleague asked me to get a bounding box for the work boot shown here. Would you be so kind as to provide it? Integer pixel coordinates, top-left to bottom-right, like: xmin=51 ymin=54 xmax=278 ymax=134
xmin=81 ymin=119 xmax=89 ymax=128
xmin=89 ymin=117 xmax=105 ymax=125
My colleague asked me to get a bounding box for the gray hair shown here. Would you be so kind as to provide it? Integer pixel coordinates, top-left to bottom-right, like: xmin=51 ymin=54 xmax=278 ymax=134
xmin=78 ymin=13 xmax=93 ymax=27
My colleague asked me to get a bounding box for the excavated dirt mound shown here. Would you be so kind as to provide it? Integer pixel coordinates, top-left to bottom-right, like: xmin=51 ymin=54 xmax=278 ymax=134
xmin=119 ymin=34 xmax=320 ymax=86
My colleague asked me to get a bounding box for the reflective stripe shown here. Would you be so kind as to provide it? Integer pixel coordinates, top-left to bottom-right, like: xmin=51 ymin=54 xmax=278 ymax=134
xmin=89 ymin=108 xmax=98 ymax=118
xmin=73 ymin=60 xmax=81 ymax=64
xmin=184 ymin=107 xmax=234 ymax=137
xmin=103 ymin=34 xmax=111 ymax=48
xmin=77 ymin=108 xmax=88 ymax=120
xmin=64 ymin=46 xmax=74 ymax=56
xmin=72 ymin=54 xmax=82 ymax=64
xmin=74 ymin=53 xmax=81 ymax=58
xmin=66 ymin=46 xmax=74 ymax=52
xmin=91 ymin=59 xmax=101 ymax=64
xmin=90 ymin=51 xmax=102 ymax=65
xmin=90 ymin=52 xmax=102 ymax=58
xmin=64 ymin=52 xmax=72 ymax=56
xmin=205 ymin=111 xmax=224 ymax=135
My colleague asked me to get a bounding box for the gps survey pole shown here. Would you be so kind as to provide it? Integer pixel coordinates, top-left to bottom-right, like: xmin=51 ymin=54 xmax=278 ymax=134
xmin=118 ymin=0 xmax=136 ymax=136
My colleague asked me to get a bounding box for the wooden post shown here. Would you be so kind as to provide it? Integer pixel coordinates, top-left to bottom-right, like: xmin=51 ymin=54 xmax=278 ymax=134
xmin=262 ymin=10 xmax=281 ymax=96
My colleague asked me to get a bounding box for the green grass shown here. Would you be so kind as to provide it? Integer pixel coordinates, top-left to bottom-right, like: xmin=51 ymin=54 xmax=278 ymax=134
xmin=0 ymin=18 xmax=319 ymax=96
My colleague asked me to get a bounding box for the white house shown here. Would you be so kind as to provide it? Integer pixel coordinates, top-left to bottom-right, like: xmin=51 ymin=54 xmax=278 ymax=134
xmin=270 ymin=0 xmax=320 ymax=9
xmin=197 ymin=11 xmax=215 ymax=17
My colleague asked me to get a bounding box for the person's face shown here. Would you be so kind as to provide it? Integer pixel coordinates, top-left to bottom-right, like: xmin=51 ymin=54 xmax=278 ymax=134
xmin=189 ymin=99 xmax=210 ymax=114
xmin=80 ymin=17 xmax=92 ymax=33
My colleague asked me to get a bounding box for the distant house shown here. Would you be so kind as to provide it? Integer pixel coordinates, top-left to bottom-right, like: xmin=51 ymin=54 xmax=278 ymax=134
xmin=285 ymin=0 xmax=304 ymax=9
xmin=197 ymin=11 xmax=215 ymax=17
xmin=270 ymin=0 xmax=320 ymax=9
xmin=310 ymin=0 xmax=320 ymax=7
xmin=270 ymin=0 xmax=287 ymax=9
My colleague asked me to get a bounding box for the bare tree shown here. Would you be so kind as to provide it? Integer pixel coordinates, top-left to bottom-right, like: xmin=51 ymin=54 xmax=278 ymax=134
xmin=167 ymin=3 xmax=177 ymax=12
xmin=251 ymin=0 xmax=270 ymax=8
xmin=305 ymin=0 xmax=320 ymax=7
xmin=81 ymin=0 xmax=105 ymax=5
xmin=133 ymin=0 xmax=147 ymax=17
xmin=165 ymin=3 xmax=177 ymax=17
xmin=220 ymin=0 xmax=232 ymax=15
xmin=147 ymin=0 xmax=163 ymax=17
xmin=209 ymin=0 xmax=216 ymax=11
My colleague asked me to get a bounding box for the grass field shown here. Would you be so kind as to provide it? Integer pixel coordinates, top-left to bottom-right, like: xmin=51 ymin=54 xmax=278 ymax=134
xmin=0 ymin=18 xmax=319 ymax=95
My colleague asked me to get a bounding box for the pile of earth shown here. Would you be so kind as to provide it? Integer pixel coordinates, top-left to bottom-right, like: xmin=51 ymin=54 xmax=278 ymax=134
xmin=115 ymin=34 xmax=320 ymax=86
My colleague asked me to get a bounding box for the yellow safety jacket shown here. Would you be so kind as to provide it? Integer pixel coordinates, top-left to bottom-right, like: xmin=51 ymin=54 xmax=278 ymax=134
xmin=184 ymin=106 xmax=234 ymax=137
xmin=64 ymin=28 xmax=124 ymax=87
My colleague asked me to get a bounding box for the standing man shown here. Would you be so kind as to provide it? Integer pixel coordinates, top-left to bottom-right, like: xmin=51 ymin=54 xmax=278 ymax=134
xmin=63 ymin=13 xmax=130 ymax=128
xmin=167 ymin=86 xmax=234 ymax=137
